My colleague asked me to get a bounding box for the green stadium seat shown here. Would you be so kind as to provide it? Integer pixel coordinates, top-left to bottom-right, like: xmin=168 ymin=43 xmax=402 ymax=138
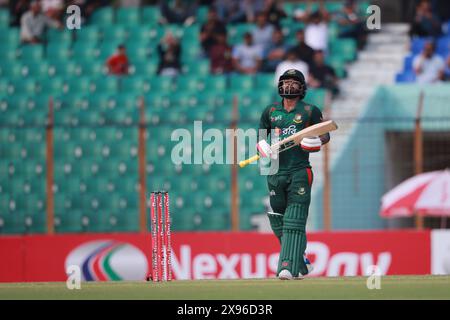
xmin=230 ymin=74 xmax=254 ymax=91
xmin=196 ymin=6 xmax=209 ymax=24
xmin=109 ymin=210 xmax=139 ymax=232
xmin=326 ymin=55 xmax=347 ymax=78
xmin=125 ymin=42 xmax=152 ymax=63
xmin=1 ymin=95 xmax=28 ymax=112
xmin=175 ymin=75 xmax=202 ymax=92
xmin=305 ymin=88 xmax=327 ymax=108
xmin=0 ymin=29 xmax=20 ymax=48
xmin=84 ymin=211 xmax=113 ymax=232
xmin=77 ymin=61 xmax=106 ymax=77
xmin=50 ymin=62 xmax=78 ymax=77
xmin=63 ymin=77 xmax=91 ymax=94
xmin=142 ymin=6 xmax=160 ymax=25
xmin=55 ymin=209 xmax=83 ymax=233
xmin=127 ymin=26 xmax=154 ymax=43
xmin=202 ymin=75 xmax=227 ymax=92
xmin=90 ymin=7 xmax=114 ymax=25
xmin=0 ymin=63 xmax=24 ymax=78
xmin=98 ymin=42 xmax=120 ymax=60
xmin=330 ymin=39 xmax=357 ymax=62
xmin=8 ymin=79 xmax=37 ymax=95
xmin=88 ymin=93 xmax=111 ymax=111
xmin=148 ymin=76 xmax=173 ymax=92
xmin=171 ymin=209 xmax=198 ymax=231
xmin=117 ymin=7 xmax=140 ymax=25
xmin=130 ymin=61 xmax=158 ymax=76
xmin=46 ymin=29 xmax=73 ymax=44
xmin=75 ymin=25 xmax=101 ymax=43
xmin=200 ymin=211 xmax=230 ymax=230
xmin=325 ymin=2 xmax=344 ymax=12
xmin=109 ymin=93 xmax=138 ymax=112
xmin=0 ymin=9 xmax=9 ymax=27
xmin=0 ymin=81 xmax=8 ymax=96
xmin=120 ymin=77 xmax=150 ymax=93
xmin=215 ymin=92 xmax=238 ymax=108
xmin=0 ymin=50 xmax=18 ymax=62
xmin=0 ymin=212 xmax=26 ymax=234
xmin=328 ymin=22 xmax=340 ymax=40
xmin=91 ymin=76 xmax=119 ymax=93
xmin=71 ymin=42 xmax=99 ymax=61
xmin=23 ymin=62 xmax=50 ymax=78
xmin=163 ymin=24 xmax=184 ymax=38
xmin=46 ymin=42 xmax=71 ymax=63
xmin=183 ymin=59 xmax=210 ymax=76
xmin=185 ymin=106 xmax=214 ymax=123
xmin=181 ymin=41 xmax=201 ymax=60
xmin=102 ymin=26 xmax=128 ymax=43
xmin=255 ymin=74 xmax=276 ymax=90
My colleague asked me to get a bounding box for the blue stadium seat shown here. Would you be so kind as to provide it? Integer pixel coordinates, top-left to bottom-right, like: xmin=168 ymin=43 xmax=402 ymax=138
xmin=396 ymin=71 xmax=416 ymax=83
xmin=403 ymin=55 xmax=415 ymax=72
xmin=411 ymin=37 xmax=430 ymax=55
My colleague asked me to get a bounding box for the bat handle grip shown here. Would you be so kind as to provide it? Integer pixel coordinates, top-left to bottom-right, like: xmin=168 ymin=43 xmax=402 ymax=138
xmin=239 ymin=155 xmax=260 ymax=168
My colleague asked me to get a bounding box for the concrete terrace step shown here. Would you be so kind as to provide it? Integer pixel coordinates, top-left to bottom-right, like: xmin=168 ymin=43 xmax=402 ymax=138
xmin=311 ymin=23 xmax=411 ymax=185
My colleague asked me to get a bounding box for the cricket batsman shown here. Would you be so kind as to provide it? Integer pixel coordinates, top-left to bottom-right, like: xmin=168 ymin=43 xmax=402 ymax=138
xmin=257 ymin=69 xmax=330 ymax=280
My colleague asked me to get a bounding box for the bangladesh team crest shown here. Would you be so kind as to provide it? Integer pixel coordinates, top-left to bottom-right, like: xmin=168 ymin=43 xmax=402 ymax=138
xmin=293 ymin=113 xmax=303 ymax=124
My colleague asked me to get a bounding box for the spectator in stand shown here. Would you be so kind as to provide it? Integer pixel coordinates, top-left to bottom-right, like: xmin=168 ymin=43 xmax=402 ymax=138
xmin=309 ymin=50 xmax=339 ymax=96
xmin=232 ymin=32 xmax=263 ymax=74
xmin=9 ymin=0 xmax=29 ymax=27
xmin=214 ymin=0 xmax=246 ymax=24
xmin=305 ymin=11 xmax=329 ymax=52
xmin=41 ymin=0 xmax=64 ymax=22
xmin=157 ymin=31 xmax=182 ymax=76
xmin=215 ymin=0 xmax=265 ymax=24
xmin=290 ymin=29 xmax=315 ymax=69
xmin=251 ymin=11 xmax=275 ymax=52
xmin=119 ymin=0 xmax=141 ymax=6
xmin=20 ymin=1 xmax=62 ymax=44
xmin=160 ymin=0 xmax=198 ymax=26
xmin=106 ymin=44 xmax=130 ymax=76
xmin=274 ymin=49 xmax=309 ymax=86
xmin=336 ymin=0 xmax=367 ymax=49
xmin=200 ymin=8 xmax=227 ymax=57
xmin=243 ymin=0 xmax=266 ymax=23
xmin=413 ymin=41 xmax=445 ymax=83
xmin=264 ymin=0 xmax=287 ymax=27
xmin=410 ymin=0 xmax=441 ymax=38
xmin=69 ymin=0 xmax=109 ymax=21
xmin=209 ymin=32 xmax=233 ymax=74
xmin=262 ymin=27 xmax=288 ymax=72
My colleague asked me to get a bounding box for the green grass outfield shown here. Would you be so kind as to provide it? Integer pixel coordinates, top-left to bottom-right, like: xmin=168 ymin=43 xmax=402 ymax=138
xmin=1 ymin=276 xmax=450 ymax=300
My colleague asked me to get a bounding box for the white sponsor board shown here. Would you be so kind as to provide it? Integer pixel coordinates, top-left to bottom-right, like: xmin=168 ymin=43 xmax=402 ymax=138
xmin=431 ymin=230 xmax=450 ymax=275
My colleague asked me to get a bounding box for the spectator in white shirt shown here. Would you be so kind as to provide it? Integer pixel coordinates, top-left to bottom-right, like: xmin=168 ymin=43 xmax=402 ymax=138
xmin=413 ymin=41 xmax=445 ymax=83
xmin=20 ymin=1 xmax=61 ymax=44
xmin=251 ymin=12 xmax=274 ymax=52
xmin=305 ymin=11 xmax=329 ymax=52
xmin=41 ymin=0 xmax=63 ymax=21
xmin=232 ymin=32 xmax=263 ymax=74
xmin=274 ymin=49 xmax=309 ymax=86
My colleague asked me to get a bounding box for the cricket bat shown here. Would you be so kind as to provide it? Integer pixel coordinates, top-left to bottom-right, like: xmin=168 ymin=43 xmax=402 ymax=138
xmin=239 ymin=120 xmax=338 ymax=168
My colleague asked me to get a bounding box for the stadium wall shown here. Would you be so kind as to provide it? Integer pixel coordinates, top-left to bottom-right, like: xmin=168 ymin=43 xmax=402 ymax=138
xmin=311 ymin=84 xmax=450 ymax=230
xmin=0 ymin=230 xmax=436 ymax=282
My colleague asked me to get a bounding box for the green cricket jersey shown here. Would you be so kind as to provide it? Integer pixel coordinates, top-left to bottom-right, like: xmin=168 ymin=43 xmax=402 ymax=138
xmin=258 ymin=99 xmax=324 ymax=174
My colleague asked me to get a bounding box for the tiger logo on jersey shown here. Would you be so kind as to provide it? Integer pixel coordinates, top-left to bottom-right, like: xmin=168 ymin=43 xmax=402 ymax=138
xmin=293 ymin=113 xmax=303 ymax=124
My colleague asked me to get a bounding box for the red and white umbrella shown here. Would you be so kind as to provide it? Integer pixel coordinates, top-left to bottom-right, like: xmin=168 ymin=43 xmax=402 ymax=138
xmin=381 ymin=170 xmax=450 ymax=218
